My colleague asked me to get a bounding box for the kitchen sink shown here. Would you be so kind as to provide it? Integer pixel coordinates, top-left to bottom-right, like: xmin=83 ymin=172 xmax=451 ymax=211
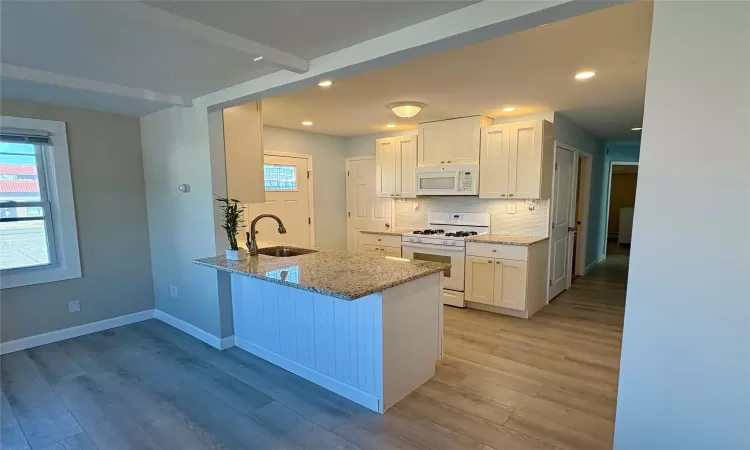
xmin=256 ymin=246 xmax=317 ymax=257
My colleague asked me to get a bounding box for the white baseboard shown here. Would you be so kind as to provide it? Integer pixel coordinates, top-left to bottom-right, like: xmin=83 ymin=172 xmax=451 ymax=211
xmin=235 ymin=336 xmax=381 ymax=413
xmin=153 ymin=309 xmax=234 ymax=350
xmin=0 ymin=310 xmax=154 ymax=355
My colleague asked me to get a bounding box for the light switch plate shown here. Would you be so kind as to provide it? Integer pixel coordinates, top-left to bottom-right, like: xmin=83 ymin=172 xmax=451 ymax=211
xmin=506 ymin=203 xmax=516 ymax=214
xmin=169 ymin=285 xmax=179 ymax=298
xmin=68 ymin=300 xmax=80 ymax=313
xmin=412 ymin=202 xmax=420 ymax=211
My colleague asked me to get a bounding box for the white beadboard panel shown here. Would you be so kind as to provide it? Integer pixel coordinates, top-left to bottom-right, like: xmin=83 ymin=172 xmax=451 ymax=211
xmin=395 ymin=197 xmax=549 ymax=237
xmin=230 ymin=274 xmax=384 ymax=399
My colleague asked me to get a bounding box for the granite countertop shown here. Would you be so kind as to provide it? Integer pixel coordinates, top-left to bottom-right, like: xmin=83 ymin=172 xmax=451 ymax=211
xmin=465 ymin=235 xmax=549 ymax=246
xmin=194 ymin=248 xmax=449 ymax=300
xmin=359 ymin=228 xmax=412 ymax=236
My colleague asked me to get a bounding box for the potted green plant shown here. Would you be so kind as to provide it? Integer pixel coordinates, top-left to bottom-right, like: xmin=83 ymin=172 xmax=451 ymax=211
xmin=216 ymin=197 xmax=246 ymax=260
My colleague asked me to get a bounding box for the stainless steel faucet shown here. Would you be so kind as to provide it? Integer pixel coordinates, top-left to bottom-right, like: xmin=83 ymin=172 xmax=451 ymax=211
xmin=246 ymin=214 xmax=287 ymax=256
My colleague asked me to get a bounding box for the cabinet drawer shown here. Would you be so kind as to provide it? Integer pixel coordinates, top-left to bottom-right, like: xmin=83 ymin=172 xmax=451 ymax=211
xmin=466 ymin=242 xmax=527 ymax=261
xmin=359 ymin=232 xmax=402 ymax=248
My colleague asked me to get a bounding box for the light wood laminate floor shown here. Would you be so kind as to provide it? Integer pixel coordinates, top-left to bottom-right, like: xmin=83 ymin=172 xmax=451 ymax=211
xmin=1 ymin=259 xmax=626 ymax=450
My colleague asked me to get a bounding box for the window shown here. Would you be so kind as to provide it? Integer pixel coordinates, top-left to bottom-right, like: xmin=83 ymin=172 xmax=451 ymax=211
xmin=0 ymin=116 xmax=80 ymax=289
xmin=263 ymin=164 xmax=297 ymax=191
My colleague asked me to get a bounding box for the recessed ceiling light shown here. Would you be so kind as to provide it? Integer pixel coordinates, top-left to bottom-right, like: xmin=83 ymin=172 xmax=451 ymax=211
xmin=387 ymin=101 xmax=426 ymax=118
xmin=385 ymin=124 xmax=396 ymax=128
xmin=301 ymin=121 xmax=313 ymax=126
xmin=253 ymin=56 xmax=264 ymax=62
xmin=502 ymin=107 xmax=516 ymax=112
xmin=317 ymin=80 xmax=333 ymax=87
xmin=574 ymin=71 xmax=596 ymax=80
xmin=631 ymin=127 xmax=642 ymax=131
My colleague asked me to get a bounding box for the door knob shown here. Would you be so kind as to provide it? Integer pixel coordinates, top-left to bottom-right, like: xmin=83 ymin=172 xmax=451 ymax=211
xmin=568 ymin=227 xmax=575 ymax=232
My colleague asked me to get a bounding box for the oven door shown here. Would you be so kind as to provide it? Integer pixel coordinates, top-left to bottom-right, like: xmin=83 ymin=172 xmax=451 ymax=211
xmin=415 ymin=170 xmax=461 ymax=196
xmin=402 ymin=242 xmax=465 ymax=291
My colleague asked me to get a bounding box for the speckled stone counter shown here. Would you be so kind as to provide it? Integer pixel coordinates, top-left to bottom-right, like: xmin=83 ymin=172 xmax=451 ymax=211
xmin=194 ymin=248 xmax=449 ymax=300
xmin=465 ymin=235 xmax=549 ymax=246
xmin=359 ymin=228 xmax=412 ymax=236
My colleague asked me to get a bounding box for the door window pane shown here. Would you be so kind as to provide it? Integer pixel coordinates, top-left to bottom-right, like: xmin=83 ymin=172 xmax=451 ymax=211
xmin=264 ymin=165 xmax=297 ymax=191
xmin=0 ymin=208 xmax=51 ymax=270
xmin=0 ymin=143 xmax=41 ymax=202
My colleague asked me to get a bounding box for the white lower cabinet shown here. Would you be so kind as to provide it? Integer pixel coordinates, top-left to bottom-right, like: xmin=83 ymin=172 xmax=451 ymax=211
xmin=465 ymin=241 xmax=549 ymax=318
xmin=360 ymin=243 xmax=401 ymax=258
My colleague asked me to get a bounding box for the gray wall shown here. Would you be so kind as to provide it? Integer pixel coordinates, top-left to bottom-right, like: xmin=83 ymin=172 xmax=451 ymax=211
xmin=263 ymin=126 xmax=348 ymax=249
xmin=0 ymin=99 xmax=154 ymax=342
xmin=614 ymin=1 xmax=750 ymax=448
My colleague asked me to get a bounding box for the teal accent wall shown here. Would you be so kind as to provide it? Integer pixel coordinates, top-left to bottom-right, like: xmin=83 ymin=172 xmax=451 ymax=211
xmin=591 ymin=140 xmax=641 ymax=262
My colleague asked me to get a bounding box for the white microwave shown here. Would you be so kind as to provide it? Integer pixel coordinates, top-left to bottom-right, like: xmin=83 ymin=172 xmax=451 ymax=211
xmin=415 ymin=164 xmax=479 ymax=196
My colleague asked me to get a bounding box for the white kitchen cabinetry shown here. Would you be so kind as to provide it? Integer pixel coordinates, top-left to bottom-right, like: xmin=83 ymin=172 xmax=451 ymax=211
xmin=418 ymin=116 xmax=493 ymax=167
xmin=358 ymin=233 xmax=402 ymax=257
xmin=464 ymin=240 xmax=549 ymax=318
xmin=376 ymin=135 xmax=417 ymax=198
xmin=479 ymin=119 xmax=554 ymax=200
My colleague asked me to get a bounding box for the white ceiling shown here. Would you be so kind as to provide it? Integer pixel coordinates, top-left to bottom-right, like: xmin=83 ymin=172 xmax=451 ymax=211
xmin=263 ymin=1 xmax=653 ymax=139
xmin=0 ymin=1 xmax=474 ymax=116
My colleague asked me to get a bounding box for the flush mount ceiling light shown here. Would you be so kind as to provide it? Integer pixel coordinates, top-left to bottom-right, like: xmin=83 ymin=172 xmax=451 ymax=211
xmin=631 ymin=127 xmax=643 ymax=131
xmin=574 ymin=70 xmax=596 ymax=80
xmin=318 ymin=80 xmax=333 ymax=87
xmin=301 ymin=121 xmax=313 ymax=126
xmin=253 ymin=56 xmax=264 ymax=62
xmin=502 ymin=107 xmax=516 ymax=112
xmin=387 ymin=101 xmax=426 ymax=118
xmin=385 ymin=124 xmax=396 ymax=128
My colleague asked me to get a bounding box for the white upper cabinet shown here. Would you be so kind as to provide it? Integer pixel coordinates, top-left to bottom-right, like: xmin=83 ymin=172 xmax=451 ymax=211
xmin=418 ymin=116 xmax=492 ymax=167
xmin=479 ymin=119 xmax=554 ymax=200
xmin=376 ymin=135 xmax=417 ymax=198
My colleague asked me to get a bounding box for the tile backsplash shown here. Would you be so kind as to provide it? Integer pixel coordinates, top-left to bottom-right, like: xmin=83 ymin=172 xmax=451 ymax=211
xmin=394 ymin=197 xmax=549 ymax=237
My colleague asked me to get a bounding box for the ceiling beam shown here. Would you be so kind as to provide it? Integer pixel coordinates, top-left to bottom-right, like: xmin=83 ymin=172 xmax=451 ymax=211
xmin=0 ymin=64 xmax=192 ymax=107
xmin=110 ymin=2 xmax=309 ymax=74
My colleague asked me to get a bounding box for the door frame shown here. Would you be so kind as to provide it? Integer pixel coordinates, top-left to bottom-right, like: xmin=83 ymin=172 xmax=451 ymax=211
xmin=263 ymin=151 xmax=315 ymax=247
xmin=603 ymin=161 xmax=639 ymax=258
xmin=546 ymin=141 xmax=592 ymax=302
xmin=345 ymin=156 xmax=396 ymax=252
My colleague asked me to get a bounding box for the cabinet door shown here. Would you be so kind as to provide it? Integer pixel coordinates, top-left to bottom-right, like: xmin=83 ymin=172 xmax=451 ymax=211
xmin=508 ymin=121 xmax=543 ymax=199
xmin=382 ymin=246 xmax=401 ymax=258
xmin=479 ymin=123 xmax=510 ymax=198
xmin=451 ymin=116 xmax=482 ymax=164
xmin=375 ymin=137 xmax=396 ymax=197
xmin=465 ymin=256 xmax=495 ymax=305
xmin=361 ymin=244 xmax=382 ymax=257
xmin=494 ymin=259 xmax=527 ymax=311
xmin=395 ymin=135 xmax=417 ymax=197
xmin=418 ymin=121 xmax=453 ymax=166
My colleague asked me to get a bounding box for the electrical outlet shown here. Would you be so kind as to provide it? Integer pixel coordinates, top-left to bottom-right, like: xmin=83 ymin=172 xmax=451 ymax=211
xmin=412 ymin=202 xmax=420 ymax=211
xmin=169 ymin=285 xmax=179 ymax=298
xmin=397 ymin=198 xmax=406 ymax=203
xmin=68 ymin=300 xmax=80 ymax=313
xmin=506 ymin=203 xmax=516 ymax=214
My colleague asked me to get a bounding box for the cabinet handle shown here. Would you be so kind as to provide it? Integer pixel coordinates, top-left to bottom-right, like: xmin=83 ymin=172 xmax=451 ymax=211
xmin=492 ymin=249 xmax=497 ymax=252
xmin=496 ymin=261 xmax=501 ymax=264
xmin=377 ymin=239 xmax=382 ymax=241
xmin=441 ymin=161 xmax=445 ymax=164
xmin=488 ymin=260 xmax=493 ymax=263
xmin=501 ymin=194 xmax=506 ymax=197
xmin=509 ymin=194 xmax=514 ymax=197
xmin=447 ymin=160 xmax=451 ymax=163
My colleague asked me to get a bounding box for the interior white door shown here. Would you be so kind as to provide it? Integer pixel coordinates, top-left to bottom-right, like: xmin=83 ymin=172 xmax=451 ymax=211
xmin=347 ymin=157 xmax=393 ymax=251
xmin=245 ymin=154 xmax=312 ymax=248
xmin=549 ymin=146 xmax=576 ymax=300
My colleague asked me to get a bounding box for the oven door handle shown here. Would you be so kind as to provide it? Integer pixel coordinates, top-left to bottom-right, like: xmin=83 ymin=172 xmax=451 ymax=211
xmin=402 ymin=243 xmax=466 ymax=252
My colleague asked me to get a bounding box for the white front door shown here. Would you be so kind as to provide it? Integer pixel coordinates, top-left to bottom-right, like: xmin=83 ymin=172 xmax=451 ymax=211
xmin=246 ymin=154 xmax=313 ymax=248
xmin=549 ymin=145 xmax=576 ymax=300
xmin=346 ymin=157 xmax=392 ymax=251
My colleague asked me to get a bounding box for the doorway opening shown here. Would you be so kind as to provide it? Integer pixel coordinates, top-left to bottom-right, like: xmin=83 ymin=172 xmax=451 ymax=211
xmin=548 ymin=142 xmax=593 ymax=302
xmin=604 ymin=162 xmax=639 ymax=258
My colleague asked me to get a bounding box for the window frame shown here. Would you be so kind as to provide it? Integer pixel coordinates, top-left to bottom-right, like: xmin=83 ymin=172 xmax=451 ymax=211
xmin=0 ymin=116 xmax=81 ymax=289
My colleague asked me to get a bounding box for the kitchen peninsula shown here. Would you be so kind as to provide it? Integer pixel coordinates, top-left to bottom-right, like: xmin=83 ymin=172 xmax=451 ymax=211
xmin=194 ymin=248 xmax=448 ymax=413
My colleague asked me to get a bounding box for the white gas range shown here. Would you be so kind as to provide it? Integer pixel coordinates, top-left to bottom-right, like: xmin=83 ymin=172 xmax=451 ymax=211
xmin=401 ymin=212 xmax=490 ymax=307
